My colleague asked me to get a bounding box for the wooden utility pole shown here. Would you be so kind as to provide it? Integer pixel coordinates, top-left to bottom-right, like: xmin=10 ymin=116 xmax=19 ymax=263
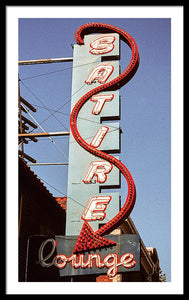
xmin=18 ymin=76 xmax=37 ymax=163
xmin=18 ymin=76 xmax=24 ymax=158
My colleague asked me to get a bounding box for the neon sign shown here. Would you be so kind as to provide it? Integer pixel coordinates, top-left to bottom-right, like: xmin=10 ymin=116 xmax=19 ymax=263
xmin=32 ymin=235 xmax=140 ymax=279
xmin=66 ymin=27 xmax=121 ymax=239
xmin=66 ymin=23 xmax=139 ymax=255
xmin=39 ymin=239 xmax=136 ymax=278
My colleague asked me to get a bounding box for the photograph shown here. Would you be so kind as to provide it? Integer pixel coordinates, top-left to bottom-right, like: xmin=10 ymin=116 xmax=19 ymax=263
xmin=6 ymin=5 xmax=183 ymax=295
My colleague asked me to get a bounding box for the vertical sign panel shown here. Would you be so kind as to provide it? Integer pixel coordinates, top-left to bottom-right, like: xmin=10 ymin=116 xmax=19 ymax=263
xmin=66 ymin=33 xmax=121 ymax=235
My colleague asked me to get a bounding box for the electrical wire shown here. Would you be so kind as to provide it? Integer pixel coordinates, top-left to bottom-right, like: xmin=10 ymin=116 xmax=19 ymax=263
xmin=19 ymin=61 xmax=92 ymax=130
xmin=19 ymin=88 xmax=120 ymax=152
xmin=19 ymin=61 xmax=97 ymax=81
xmin=20 ymin=79 xmax=69 ymax=132
xmin=37 ymin=174 xmax=111 ymax=223
xmin=38 ymin=82 xmax=87 ymax=127
xmin=21 ymin=102 xmax=120 ymax=150
xmin=26 ymin=103 xmax=120 ymax=132
xmin=19 ymin=65 xmax=120 ymax=132
xmin=21 ymin=103 xmax=69 ymax=161
xmin=19 ymin=78 xmax=88 ymax=131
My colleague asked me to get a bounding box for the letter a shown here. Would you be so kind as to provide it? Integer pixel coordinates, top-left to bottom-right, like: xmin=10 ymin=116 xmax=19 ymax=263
xmin=85 ymin=64 xmax=114 ymax=84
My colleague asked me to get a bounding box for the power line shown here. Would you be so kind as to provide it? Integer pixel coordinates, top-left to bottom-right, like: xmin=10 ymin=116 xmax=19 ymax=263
xmin=19 ymin=78 xmax=87 ymax=129
xmin=37 ymin=174 xmax=87 ymax=210
xmin=21 ymin=103 xmax=69 ymax=161
xmin=19 ymin=64 xmax=120 ymax=131
xmin=22 ymin=102 xmax=120 ymax=150
xmin=37 ymin=174 xmax=111 ymax=223
xmin=19 ymin=61 xmax=96 ymax=81
xmin=20 ymin=79 xmax=69 ymax=132
xmin=36 ymin=83 xmax=87 ymax=127
xmin=19 ymin=78 xmax=100 ymax=163
xmin=27 ymin=103 xmax=120 ymax=132
xmin=19 ymin=77 xmax=121 ymax=163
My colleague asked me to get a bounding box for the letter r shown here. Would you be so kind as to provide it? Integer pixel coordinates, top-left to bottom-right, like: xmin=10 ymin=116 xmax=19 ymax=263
xmin=83 ymin=161 xmax=113 ymax=183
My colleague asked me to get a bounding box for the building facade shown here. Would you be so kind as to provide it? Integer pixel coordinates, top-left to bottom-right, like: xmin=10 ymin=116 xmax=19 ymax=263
xmin=19 ymin=158 xmax=66 ymax=281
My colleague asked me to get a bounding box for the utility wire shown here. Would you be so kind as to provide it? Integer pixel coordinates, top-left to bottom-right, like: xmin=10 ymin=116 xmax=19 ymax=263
xmin=37 ymin=82 xmax=87 ymax=127
xmin=37 ymin=174 xmax=111 ymax=223
xmin=19 ymin=60 xmax=100 ymax=129
xmin=19 ymin=67 xmax=120 ymax=132
xmin=29 ymin=105 xmax=120 ymax=145
xmin=19 ymin=88 xmax=120 ymax=148
xmin=27 ymin=103 xmax=120 ymax=132
xmin=20 ymin=79 xmax=69 ymax=132
xmin=19 ymin=61 xmax=96 ymax=81
xmin=21 ymin=103 xmax=69 ymax=161
xmin=20 ymin=78 xmax=87 ymax=130
xmin=19 ymin=76 xmax=120 ymax=161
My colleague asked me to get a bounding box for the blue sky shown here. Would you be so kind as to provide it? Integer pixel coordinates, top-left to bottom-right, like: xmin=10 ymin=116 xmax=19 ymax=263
xmin=18 ymin=18 xmax=171 ymax=281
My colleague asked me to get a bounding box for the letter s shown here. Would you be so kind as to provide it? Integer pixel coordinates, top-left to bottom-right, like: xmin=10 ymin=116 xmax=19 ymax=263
xmin=89 ymin=35 xmax=115 ymax=55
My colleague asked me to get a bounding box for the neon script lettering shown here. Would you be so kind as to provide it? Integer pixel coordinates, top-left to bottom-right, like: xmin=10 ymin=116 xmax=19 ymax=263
xmin=89 ymin=35 xmax=115 ymax=55
xmin=38 ymin=239 xmax=137 ymax=278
